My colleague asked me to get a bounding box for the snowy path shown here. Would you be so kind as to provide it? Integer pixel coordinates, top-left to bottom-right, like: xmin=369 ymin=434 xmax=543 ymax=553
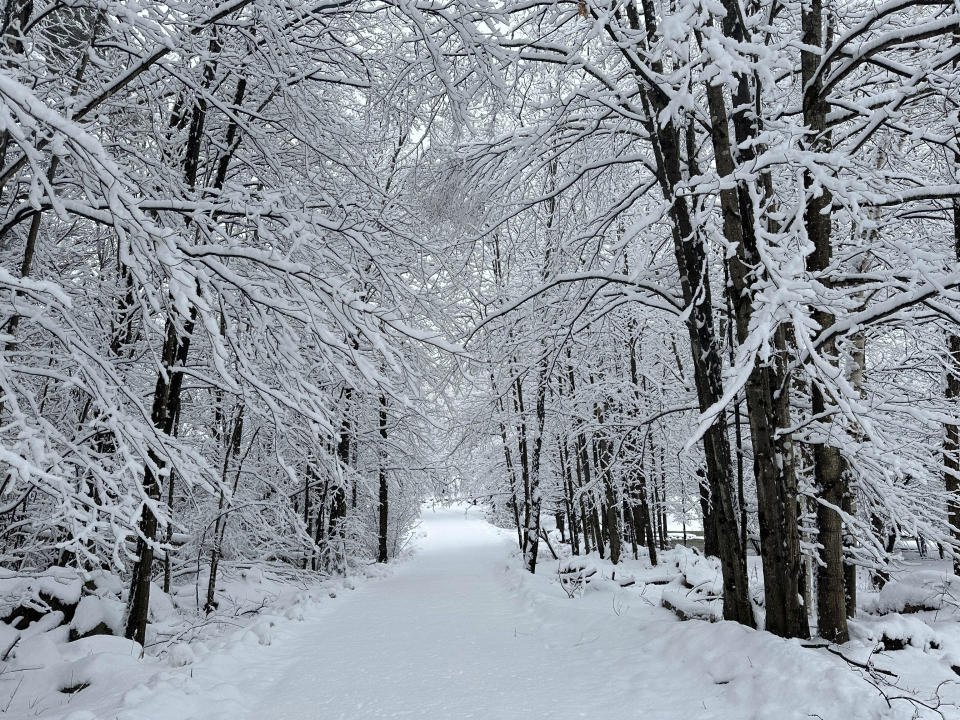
xmin=134 ymin=507 xmax=695 ymax=720
xmin=114 ymin=507 xmax=903 ymax=720
xmin=205 ymin=507 xmax=677 ymax=720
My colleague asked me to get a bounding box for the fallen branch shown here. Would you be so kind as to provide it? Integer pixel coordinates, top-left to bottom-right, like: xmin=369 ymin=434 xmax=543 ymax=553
xmin=539 ymin=529 xmax=558 ymax=560
xmin=801 ymin=642 xmax=897 ymax=678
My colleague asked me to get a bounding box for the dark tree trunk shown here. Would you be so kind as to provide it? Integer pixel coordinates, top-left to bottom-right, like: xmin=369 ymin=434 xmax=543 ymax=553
xmin=206 ymin=406 xmax=244 ymax=613
xmin=378 ymin=395 xmax=389 ymax=563
xmin=605 ymin=503 xmax=620 ymax=565
xmin=626 ymin=337 xmax=658 ymax=565
xmin=568 ymin=423 xmax=592 ymax=555
xmin=632 ymin=469 xmax=658 ymax=566
xmin=801 ymin=0 xmax=847 ymax=643
xmin=522 ymin=359 xmax=548 ymax=573
xmin=842 ymin=289 xmax=868 ymax=616
xmin=946 ymin=126 xmax=960 ymax=575
xmin=577 ymin=435 xmax=602 ymax=555
xmin=328 ymin=388 xmax=352 ymax=574
xmin=842 ymin=492 xmax=857 ymax=618
xmin=697 ymin=472 xmax=720 ymax=558
xmin=625 ymin=500 xmax=639 ymax=559
xmin=513 ymin=376 xmax=531 ymax=553
xmin=488 ymin=245 xmax=524 ymax=551
xmin=775 ymin=326 xmax=809 ymax=637
xmin=158 ymin=352 xmax=176 ymax=596
xmin=496 ymin=392 xmax=523 ymax=550
xmin=609 ymin=0 xmax=753 ymax=623
xmin=123 ymin=57 xmax=246 ymax=642
xmin=591 ymin=503 xmax=605 ymax=560
xmin=694 ymin=13 xmax=808 ymax=636
xmin=656 ymin=454 xmax=668 ymax=551
xmin=124 ymin=307 xmax=195 ymax=643
xmin=561 ymin=441 xmax=581 ymax=555
xmin=313 ymin=478 xmax=329 ymax=572
xmin=594 ymin=402 xmax=621 ymax=564
xmin=302 ymin=466 xmax=313 ymax=571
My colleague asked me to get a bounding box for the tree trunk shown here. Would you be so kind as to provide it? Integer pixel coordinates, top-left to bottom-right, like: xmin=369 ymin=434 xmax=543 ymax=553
xmin=595 ymin=401 xmax=621 ymax=564
xmin=569 ymin=429 xmax=592 ymax=555
xmin=124 ymin=308 xmax=195 ymax=644
xmin=657 ymin=451 xmax=668 ymax=551
xmin=590 ymin=502 xmax=605 ymax=560
xmin=123 ymin=56 xmax=246 ymax=641
xmin=567 ymin=362 xmax=602 ymax=558
xmin=945 ymin=126 xmax=960 ymax=575
xmin=522 ymin=359 xmax=548 ymax=573
xmin=313 ymin=478 xmax=329 ymax=572
xmin=627 ymin=33 xmax=754 ymax=623
xmin=302 ymin=464 xmax=313 ymax=571
xmin=603 ymin=6 xmax=756 ymax=606
xmin=801 ymin=0 xmax=848 ymax=643
xmin=632 ymin=465 xmax=658 ymax=566
xmin=697 ymin=23 xmax=806 ymax=637
xmin=561 ymin=441 xmax=580 ymax=555
xmin=843 ymin=325 xmax=869 ymax=616
xmin=775 ymin=326 xmax=810 ymax=637
xmin=577 ymin=424 xmax=602 ymax=556
xmin=496 ymin=394 xmax=523 ymax=550
xmin=513 ymin=376 xmax=531 ymax=553
xmin=697 ymin=471 xmax=720 ymax=557
xmin=378 ymin=395 xmax=389 ymax=563
xmin=328 ymin=388 xmax=352 ymax=575
xmin=206 ymin=406 xmax=244 ymax=613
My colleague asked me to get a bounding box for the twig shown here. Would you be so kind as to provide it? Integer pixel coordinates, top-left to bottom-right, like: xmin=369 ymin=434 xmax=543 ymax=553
xmin=801 ymin=643 xmax=897 ymax=677
xmin=0 ymin=636 xmax=19 ymax=662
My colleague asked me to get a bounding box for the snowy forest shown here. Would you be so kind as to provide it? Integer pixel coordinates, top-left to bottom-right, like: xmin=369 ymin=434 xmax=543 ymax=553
xmin=2 ymin=0 xmax=960 ymax=717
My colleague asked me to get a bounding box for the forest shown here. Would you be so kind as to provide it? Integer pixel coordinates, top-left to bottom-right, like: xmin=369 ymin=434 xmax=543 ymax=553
xmin=1 ymin=0 xmax=960 ymax=717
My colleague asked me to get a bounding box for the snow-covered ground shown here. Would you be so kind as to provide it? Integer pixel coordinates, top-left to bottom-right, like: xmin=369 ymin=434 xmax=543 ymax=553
xmin=4 ymin=505 xmax=958 ymax=719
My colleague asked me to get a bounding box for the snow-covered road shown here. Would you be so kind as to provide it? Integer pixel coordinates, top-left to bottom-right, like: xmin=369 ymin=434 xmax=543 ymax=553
xmin=187 ymin=506 xmax=678 ymax=720
xmin=120 ymin=506 xmax=696 ymax=720
xmin=110 ymin=506 xmax=904 ymax=720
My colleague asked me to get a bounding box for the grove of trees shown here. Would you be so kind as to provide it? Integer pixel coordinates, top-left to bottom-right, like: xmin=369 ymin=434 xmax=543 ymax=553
xmin=1 ymin=0 xmax=959 ymax=646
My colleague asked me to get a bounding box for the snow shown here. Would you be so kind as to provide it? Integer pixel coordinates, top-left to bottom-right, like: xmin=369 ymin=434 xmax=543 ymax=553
xmin=86 ymin=571 xmax=123 ymax=597
xmin=861 ymin=570 xmax=960 ymax=614
xmin=165 ymin=643 xmax=196 ymax=667
xmin=5 ymin=505 xmax=943 ymax=719
xmin=0 ymin=568 xmax=82 ymax=623
xmin=70 ymin=597 xmax=124 ymax=638
xmin=659 ymin=545 xmax=726 ymax=621
xmin=145 ymin=584 xmax=175 ymax=624
xmin=849 ymin=613 xmax=942 ymax=651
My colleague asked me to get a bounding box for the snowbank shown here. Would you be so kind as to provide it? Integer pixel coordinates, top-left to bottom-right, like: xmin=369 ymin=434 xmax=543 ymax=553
xmin=503 ymin=543 xmax=944 ymax=719
xmin=0 ymin=567 xmax=82 ymax=627
xmin=70 ymin=596 xmax=125 ymax=640
xmin=0 ymin=562 xmax=380 ymax=719
xmin=862 ymin=571 xmax=960 ymax=614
